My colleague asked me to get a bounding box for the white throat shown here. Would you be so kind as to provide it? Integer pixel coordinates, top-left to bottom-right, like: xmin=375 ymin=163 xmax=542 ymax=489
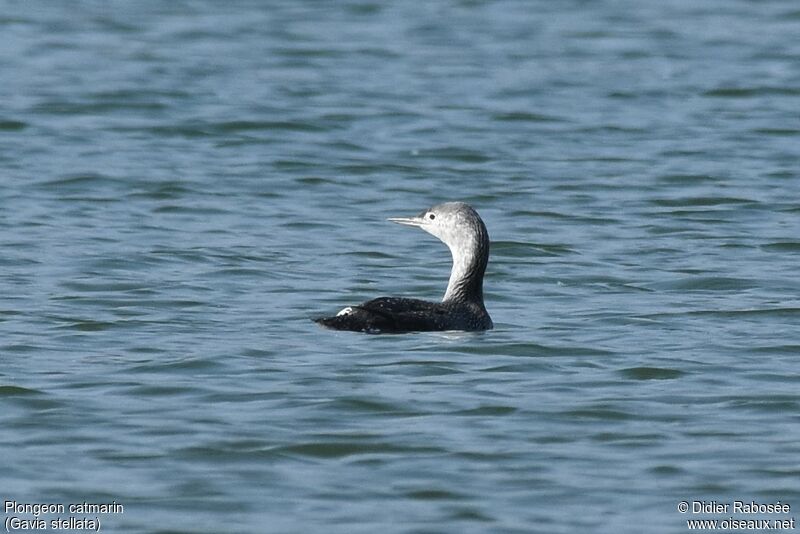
xmin=442 ymin=234 xmax=478 ymax=302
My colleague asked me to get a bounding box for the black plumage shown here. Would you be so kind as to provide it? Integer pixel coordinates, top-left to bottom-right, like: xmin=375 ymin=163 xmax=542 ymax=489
xmin=315 ymin=297 xmax=492 ymax=334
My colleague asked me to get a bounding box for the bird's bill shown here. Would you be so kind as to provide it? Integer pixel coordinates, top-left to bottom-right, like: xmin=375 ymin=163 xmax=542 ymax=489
xmin=387 ymin=215 xmax=425 ymax=227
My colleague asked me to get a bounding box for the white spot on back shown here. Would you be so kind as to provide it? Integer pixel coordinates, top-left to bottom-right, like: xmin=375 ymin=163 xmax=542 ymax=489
xmin=336 ymin=306 xmax=353 ymax=316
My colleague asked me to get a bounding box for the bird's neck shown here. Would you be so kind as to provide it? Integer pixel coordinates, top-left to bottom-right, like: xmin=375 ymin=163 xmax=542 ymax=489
xmin=443 ymin=235 xmax=487 ymax=304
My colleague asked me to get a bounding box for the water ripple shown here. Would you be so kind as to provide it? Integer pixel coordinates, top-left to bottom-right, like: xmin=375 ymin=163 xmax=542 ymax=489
xmin=4 ymin=1 xmax=800 ymax=532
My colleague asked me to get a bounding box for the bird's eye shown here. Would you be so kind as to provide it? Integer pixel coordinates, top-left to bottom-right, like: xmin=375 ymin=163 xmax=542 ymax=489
xmin=428 ymin=213 xmax=436 ymax=220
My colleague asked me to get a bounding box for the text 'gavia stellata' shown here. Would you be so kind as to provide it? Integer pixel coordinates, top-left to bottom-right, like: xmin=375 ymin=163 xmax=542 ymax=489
xmin=315 ymin=201 xmax=493 ymax=334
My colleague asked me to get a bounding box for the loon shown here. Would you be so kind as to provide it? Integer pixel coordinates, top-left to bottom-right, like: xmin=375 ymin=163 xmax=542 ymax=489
xmin=314 ymin=201 xmax=492 ymax=334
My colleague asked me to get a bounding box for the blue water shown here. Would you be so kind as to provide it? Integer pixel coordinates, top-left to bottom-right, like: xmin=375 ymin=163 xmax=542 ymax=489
xmin=2 ymin=1 xmax=800 ymax=532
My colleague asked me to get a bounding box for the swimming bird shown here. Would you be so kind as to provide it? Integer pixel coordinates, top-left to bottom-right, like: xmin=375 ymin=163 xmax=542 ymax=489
xmin=315 ymin=201 xmax=492 ymax=333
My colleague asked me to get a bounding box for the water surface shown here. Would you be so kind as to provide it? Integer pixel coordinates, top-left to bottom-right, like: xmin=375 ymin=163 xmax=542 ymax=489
xmin=2 ymin=1 xmax=799 ymax=532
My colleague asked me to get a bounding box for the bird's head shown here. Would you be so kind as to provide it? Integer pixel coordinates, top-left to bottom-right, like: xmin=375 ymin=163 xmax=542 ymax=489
xmin=388 ymin=201 xmax=486 ymax=252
